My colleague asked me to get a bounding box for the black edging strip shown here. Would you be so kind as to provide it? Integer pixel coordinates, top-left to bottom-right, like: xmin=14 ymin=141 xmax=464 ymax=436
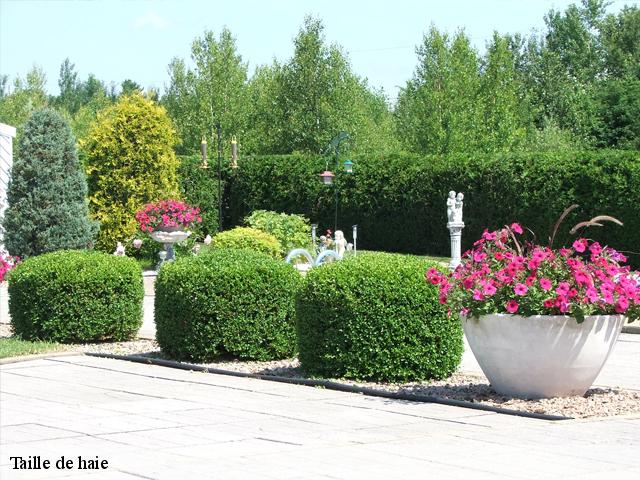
xmin=84 ymin=352 xmax=571 ymax=422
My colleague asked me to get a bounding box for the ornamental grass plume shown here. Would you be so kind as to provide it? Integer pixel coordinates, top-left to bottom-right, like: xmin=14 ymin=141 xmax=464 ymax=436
xmin=427 ymin=219 xmax=640 ymax=324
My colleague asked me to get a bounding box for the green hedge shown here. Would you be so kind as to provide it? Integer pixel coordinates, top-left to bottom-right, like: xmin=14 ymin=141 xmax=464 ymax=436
xmin=177 ymin=155 xmax=224 ymax=235
xmin=296 ymin=252 xmax=463 ymax=382
xmin=155 ymin=248 xmax=301 ymax=362
xmin=8 ymin=250 xmax=143 ymax=343
xmin=227 ymin=151 xmax=640 ymax=266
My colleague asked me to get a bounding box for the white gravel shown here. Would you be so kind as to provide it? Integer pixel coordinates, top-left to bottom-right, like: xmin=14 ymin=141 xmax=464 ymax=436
xmin=2 ymin=324 xmax=639 ymax=419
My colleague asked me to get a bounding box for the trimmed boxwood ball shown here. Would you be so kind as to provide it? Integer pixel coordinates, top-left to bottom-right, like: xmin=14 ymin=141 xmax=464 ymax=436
xmin=210 ymin=227 xmax=282 ymax=258
xmin=296 ymin=252 xmax=463 ymax=382
xmin=155 ymin=248 xmax=301 ymax=362
xmin=8 ymin=250 xmax=143 ymax=343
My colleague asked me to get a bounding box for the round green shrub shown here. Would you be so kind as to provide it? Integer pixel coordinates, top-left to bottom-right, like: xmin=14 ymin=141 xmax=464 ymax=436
xmin=244 ymin=210 xmax=312 ymax=256
xmin=155 ymin=248 xmax=301 ymax=362
xmin=296 ymin=252 xmax=463 ymax=382
xmin=8 ymin=250 xmax=143 ymax=343
xmin=210 ymin=227 xmax=281 ymax=258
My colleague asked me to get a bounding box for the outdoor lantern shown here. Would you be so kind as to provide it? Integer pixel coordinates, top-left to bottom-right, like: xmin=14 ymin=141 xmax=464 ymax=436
xmin=200 ymin=137 xmax=208 ymax=169
xmin=343 ymin=159 xmax=353 ymax=174
xmin=319 ymin=170 xmax=335 ymax=185
xmin=231 ymin=136 xmax=238 ymax=169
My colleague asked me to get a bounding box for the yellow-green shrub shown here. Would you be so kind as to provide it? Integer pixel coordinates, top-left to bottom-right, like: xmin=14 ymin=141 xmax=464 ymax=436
xmin=82 ymin=94 xmax=180 ymax=251
xmin=210 ymin=227 xmax=281 ymax=258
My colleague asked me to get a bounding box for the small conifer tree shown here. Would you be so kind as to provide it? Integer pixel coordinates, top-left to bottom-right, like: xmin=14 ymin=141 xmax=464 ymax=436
xmin=3 ymin=108 xmax=98 ymax=258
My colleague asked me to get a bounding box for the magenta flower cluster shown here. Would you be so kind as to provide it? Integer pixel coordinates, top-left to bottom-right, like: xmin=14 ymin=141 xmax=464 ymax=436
xmin=0 ymin=251 xmax=19 ymax=283
xmin=426 ymin=223 xmax=640 ymax=323
xmin=135 ymin=199 xmax=202 ymax=233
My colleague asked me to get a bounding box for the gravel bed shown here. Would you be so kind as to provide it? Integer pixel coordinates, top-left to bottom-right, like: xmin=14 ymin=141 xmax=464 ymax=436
xmin=2 ymin=325 xmax=639 ymax=419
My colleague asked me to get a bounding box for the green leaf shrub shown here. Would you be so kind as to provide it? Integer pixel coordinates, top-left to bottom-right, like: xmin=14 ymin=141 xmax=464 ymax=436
xmin=82 ymin=94 xmax=180 ymax=252
xmin=210 ymin=227 xmax=281 ymax=258
xmin=227 ymin=150 xmax=640 ymax=266
xmin=8 ymin=250 xmax=143 ymax=343
xmin=3 ymin=108 xmax=98 ymax=258
xmin=244 ymin=210 xmax=312 ymax=256
xmin=155 ymin=249 xmax=301 ymax=361
xmin=296 ymin=252 xmax=463 ymax=382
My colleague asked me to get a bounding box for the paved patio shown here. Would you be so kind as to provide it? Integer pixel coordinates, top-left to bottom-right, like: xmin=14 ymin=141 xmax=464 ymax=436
xmin=2 ymin=278 xmax=640 ymax=478
xmin=2 ymin=355 xmax=640 ymax=480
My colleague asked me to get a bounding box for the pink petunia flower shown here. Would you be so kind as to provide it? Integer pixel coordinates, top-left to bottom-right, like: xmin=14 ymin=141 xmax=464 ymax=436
xmin=572 ymin=238 xmax=588 ymax=253
xmin=506 ymin=300 xmax=519 ymax=313
xmin=514 ymin=283 xmax=528 ymax=296
xmin=556 ymin=282 xmax=570 ymax=296
xmin=539 ymin=278 xmax=553 ymax=291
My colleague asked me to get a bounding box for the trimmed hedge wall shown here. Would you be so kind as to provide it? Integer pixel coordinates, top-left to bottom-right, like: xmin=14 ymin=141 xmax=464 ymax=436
xmin=225 ymin=151 xmax=640 ymax=265
xmin=296 ymin=252 xmax=463 ymax=381
xmin=155 ymin=249 xmax=301 ymax=362
xmin=8 ymin=251 xmax=143 ymax=342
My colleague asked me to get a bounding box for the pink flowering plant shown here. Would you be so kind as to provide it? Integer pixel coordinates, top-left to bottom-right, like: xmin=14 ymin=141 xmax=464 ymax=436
xmin=427 ymin=221 xmax=640 ymax=324
xmin=0 ymin=250 xmax=19 ymax=283
xmin=135 ymin=199 xmax=202 ymax=233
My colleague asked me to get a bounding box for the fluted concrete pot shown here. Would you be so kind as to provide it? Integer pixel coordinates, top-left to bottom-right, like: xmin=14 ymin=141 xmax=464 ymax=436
xmin=462 ymin=314 xmax=625 ymax=399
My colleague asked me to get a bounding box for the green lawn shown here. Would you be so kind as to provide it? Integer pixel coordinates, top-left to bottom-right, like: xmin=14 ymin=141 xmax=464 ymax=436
xmin=0 ymin=337 xmax=65 ymax=359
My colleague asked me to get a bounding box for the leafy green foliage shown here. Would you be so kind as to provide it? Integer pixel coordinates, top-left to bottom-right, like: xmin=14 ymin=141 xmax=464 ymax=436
xmin=163 ymin=28 xmax=248 ymax=155
xmin=0 ymin=67 xmax=48 ymax=141
xmin=210 ymin=227 xmax=281 ymax=258
xmin=242 ymin=17 xmax=399 ymax=155
xmin=8 ymin=250 xmax=143 ymax=343
xmin=244 ymin=210 xmax=312 ymax=255
xmin=82 ymin=94 xmax=180 ymax=251
xmin=3 ymin=108 xmax=98 ymax=258
xmin=296 ymin=252 xmax=462 ymax=381
xmin=155 ymin=248 xmax=301 ymax=361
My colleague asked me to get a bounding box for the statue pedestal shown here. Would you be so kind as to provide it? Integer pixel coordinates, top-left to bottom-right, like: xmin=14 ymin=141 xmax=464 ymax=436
xmin=447 ymin=221 xmax=465 ymax=271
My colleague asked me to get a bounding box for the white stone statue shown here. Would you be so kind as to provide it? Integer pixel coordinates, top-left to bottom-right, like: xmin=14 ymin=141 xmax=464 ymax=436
xmin=454 ymin=192 xmax=464 ymax=223
xmin=446 ymin=191 xmax=465 ymax=271
xmin=334 ymin=230 xmax=347 ymax=258
xmin=113 ymin=242 xmax=126 ymax=257
xmin=446 ymin=191 xmax=456 ymax=223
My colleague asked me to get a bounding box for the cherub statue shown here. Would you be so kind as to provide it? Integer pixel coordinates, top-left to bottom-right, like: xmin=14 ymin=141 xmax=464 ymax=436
xmin=334 ymin=230 xmax=347 ymax=258
xmin=113 ymin=242 xmax=126 ymax=256
xmin=446 ymin=191 xmax=456 ymax=222
xmin=454 ymin=192 xmax=464 ymax=223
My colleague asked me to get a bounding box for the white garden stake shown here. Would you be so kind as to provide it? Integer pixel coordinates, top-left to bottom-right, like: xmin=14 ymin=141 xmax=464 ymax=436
xmin=447 ymin=191 xmax=465 ymax=271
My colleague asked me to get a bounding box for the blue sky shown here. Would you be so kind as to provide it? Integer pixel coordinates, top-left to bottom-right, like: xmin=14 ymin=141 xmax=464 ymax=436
xmin=1 ymin=0 xmax=637 ymax=102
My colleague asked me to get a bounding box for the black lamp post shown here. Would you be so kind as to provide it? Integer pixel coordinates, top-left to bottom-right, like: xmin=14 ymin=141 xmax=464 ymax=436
xmin=319 ymin=132 xmax=353 ymax=232
xmin=201 ymin=125 xmax=223 ymax=232
xmin=216 ymin=123 xmax=222 ymax=232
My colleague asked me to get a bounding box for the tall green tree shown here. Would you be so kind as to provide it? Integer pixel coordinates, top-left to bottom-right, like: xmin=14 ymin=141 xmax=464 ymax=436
xmin=3 ymin=109 xmax=97 ymax=258
xmin=395 ymin=27 xmax=482 ymax=154
xmin=163 ymin=28 xmax=248 ymax=154
xmin=479 ymin=33 xmax=531 ymax=152
xmin=82 ymin=94 xmax=180 ymax=251
xmin=0 ymin=67 xmax=48 ymax=138
xmin=257 ymin=16 xmax=397 ymax=155
xmin=55 ymin=58 xmax=81 ymax=115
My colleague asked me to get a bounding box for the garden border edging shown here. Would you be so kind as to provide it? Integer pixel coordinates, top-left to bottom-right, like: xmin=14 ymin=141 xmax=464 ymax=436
xmin=85 ymin=352 xmax=571 ymax=422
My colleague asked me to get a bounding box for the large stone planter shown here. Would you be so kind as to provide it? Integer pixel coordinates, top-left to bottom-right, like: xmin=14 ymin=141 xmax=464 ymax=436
xmin=463 ymin=314 xmax=625 ymax=399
